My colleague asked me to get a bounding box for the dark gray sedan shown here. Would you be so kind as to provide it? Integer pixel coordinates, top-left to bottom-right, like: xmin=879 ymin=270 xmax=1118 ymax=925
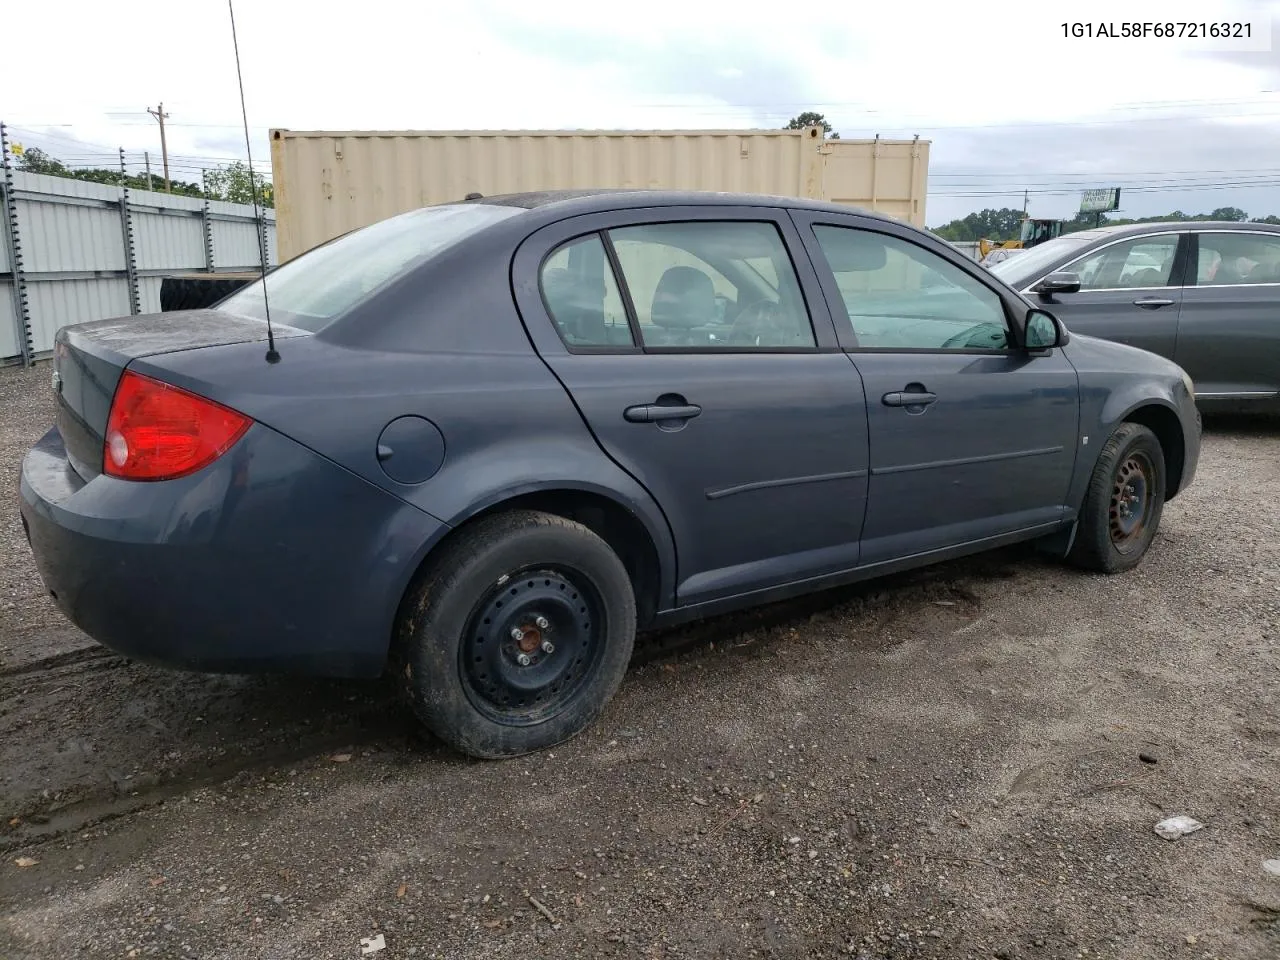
xmin=20 ymin=190 xmax=1200 ymax=758
xmin=991 ymin=220 xmax=1280 ymax=412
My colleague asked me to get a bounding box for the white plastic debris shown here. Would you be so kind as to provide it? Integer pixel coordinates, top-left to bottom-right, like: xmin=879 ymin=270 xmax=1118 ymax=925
xmin=360 ymin=933 xmax=387 ymax=955
xmin=1263 ymin=859 xmax=1280 ymax=877
xmin=1154 ymin=815 xmax=1204 ymax=840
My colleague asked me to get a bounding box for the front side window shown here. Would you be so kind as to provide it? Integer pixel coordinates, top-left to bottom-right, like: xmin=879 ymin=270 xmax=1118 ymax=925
xmin=812 ymin=225 xmax=1010 ymax=350
xmin=606 ymin=221 xmax=816 ymax=349
xmin=1194 ymin=232 xmax=1280 ymax=285
xmin=216 ymin=203 xmax=522 ymax=332
xmin=1063 ymin=235 xmax=1179 ymax=290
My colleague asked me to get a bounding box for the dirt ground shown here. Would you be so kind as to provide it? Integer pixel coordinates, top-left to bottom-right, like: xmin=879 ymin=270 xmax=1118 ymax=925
xmin=1 ymin=360 xmax=1277 ymax=960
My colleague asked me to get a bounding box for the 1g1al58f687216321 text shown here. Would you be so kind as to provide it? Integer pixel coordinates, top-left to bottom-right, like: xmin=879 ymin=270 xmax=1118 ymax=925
xmin=1062 ymin=21 xmax=1252 ymax=40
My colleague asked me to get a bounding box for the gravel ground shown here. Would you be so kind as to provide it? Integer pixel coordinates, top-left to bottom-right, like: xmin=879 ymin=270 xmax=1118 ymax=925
xmin=1 ymin=360 xmax=1277 ymax=960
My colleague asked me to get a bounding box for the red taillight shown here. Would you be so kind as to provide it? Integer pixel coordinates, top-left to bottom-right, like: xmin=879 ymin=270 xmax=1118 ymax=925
xmin=103 ymin=370 xmax=252 ymax=481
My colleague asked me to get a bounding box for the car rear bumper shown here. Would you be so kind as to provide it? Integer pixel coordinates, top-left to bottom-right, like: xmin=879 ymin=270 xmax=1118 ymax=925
xmin=19 ymin=424 xmax=446 ymax=679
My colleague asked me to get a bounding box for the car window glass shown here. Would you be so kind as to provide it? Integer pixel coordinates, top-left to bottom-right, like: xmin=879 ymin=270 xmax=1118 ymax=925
xmin=540 ymin=234 xmax=634 ymax=348
xmin=1065 ymin=235 xmax=1179 ymax=290
xmin=813 ymin=225 xmax=1010 ymax=351
xmin=607 ymin=222 xmax=815 ymax=349
xmin=215 ymin=203 xmax=523 ymax=332
xmin=1195 ymin=232 xmax=1280 ymax=285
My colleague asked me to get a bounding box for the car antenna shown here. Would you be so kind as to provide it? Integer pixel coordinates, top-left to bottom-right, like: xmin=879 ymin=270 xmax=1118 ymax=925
xmin=227 ymin=0 xmax=279 ymax=364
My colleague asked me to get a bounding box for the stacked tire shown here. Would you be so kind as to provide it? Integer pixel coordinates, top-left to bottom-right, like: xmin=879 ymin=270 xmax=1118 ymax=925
xmin=159 ymin=275 xmax=256 ymax=312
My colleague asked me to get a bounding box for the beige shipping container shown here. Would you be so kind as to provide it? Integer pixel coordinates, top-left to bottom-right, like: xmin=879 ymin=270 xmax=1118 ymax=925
xmin=269 ymin=125 xmax=930 ymax=262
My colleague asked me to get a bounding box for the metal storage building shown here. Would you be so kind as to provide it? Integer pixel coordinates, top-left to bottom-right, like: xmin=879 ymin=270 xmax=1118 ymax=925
xmin=270 ymin=126 xmax=930 ymax=262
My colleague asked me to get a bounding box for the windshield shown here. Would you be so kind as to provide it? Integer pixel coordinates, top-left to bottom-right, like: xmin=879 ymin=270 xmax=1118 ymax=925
xmin=216 ymin=203 xmax=522 ymax=332
xmin=990 ymin=234 xmax=1094 ymax=288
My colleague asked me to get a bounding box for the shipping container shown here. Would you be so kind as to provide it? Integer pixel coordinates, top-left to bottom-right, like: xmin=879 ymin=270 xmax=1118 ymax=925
xmin=269 ymin=126 xmax=930 ymax=262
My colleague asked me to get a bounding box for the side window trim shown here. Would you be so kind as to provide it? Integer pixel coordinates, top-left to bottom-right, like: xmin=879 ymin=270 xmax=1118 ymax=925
xmin=603 ymin=218 xmax=822 ymax=354
xmin=599 ymin=230 xmax=644 ymax=347
xmin=794 ymin=213 xmax=1019 ymax=355
xmin=1186 ymin=229 xmax=1280 ymax=288
xmin=513 ymin=205 xmax=844 ymax=358
xmin=1045 ymin=231 xmax=1187 ymax=292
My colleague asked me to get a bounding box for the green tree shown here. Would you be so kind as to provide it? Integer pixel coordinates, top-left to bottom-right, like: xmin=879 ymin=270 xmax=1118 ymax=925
xmin=203 ymin=161 xmax=274 ymax=208
xmin=15 ymin=146 xmax=70 ymax=176
xmin=785 ymin=112 xmax=840 ymax=139
xmin=15 ymin=146 xmax=205 ymax=197
xmin=934 ymin=205 xmax=1280 ymax=238
xmin=932 ymin=207 xmax=1024 ymax=241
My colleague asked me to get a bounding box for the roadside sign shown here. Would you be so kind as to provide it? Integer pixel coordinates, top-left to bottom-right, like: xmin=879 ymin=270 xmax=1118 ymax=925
xmin=1080 ymin=188 xmax=1121 ymax=213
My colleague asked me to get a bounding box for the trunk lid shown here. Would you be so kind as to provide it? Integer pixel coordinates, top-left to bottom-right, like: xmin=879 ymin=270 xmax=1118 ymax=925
xmin=52 ymin=310 xmax=308 ymax=480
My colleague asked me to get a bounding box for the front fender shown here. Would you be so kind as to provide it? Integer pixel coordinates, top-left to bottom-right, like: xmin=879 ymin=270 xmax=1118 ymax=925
xmin=1071 ymin=380 xmax=1189 ymax=512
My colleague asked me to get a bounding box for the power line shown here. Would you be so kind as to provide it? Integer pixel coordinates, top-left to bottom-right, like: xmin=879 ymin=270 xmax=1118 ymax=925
xmin=933 ymin=166 xmax=1280 ymax=180
xmin=932 ymin=179 xmax=1280 ymax=198
xmin=932 ymin=173 xmax=1280 ymax=190
xmin=10 ymin=91 xmax=1280 ymax=136
xmin=5 ymin=126 xmax=270 ymax=168
xmin=74 ymin=92 xmax=1280 ymax=126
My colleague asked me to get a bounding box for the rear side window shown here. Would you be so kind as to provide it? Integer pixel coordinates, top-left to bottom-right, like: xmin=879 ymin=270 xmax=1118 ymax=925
xmin=540 ymin=235 xmax=635 ymax=347
xmin=1195 ymin=232 xmax=1280 ymax=285
xmin=216 ymin=203 xmax=522 ymax=332
xmin=608 ymin=221 xmax=815 ymax=349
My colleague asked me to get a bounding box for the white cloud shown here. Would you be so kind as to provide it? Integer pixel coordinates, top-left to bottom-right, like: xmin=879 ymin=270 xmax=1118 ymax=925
xmin=5 ymin=0 xmax=1280 ymax=219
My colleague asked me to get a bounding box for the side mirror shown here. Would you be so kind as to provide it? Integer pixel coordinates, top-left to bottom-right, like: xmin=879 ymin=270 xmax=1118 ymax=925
xmin=1033 ymin=271 xmax=1081 ymax=296
xmin=1024 ymin=308 xmax=1066 ymax=350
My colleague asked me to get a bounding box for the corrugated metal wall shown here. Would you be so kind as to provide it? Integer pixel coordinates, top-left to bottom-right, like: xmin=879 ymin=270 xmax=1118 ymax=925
xmin=0 ymin=293 xmax=17 ymax=361
xmin=1 ymin=172 xmax=276 ymax=363
xmin=271 ymin=127 xmax=929 ymax=262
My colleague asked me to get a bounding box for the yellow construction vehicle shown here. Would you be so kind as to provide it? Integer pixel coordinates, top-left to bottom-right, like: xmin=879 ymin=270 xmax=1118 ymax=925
xmin=978 ymin=217 xmax=1064 ymax=260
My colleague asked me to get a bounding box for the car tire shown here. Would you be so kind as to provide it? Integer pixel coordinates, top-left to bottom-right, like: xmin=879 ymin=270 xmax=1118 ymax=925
xmin=395 ymin=509 xmax=636 ymax=759
xmin=1067 ymin=422 xmax=1166 ymax=574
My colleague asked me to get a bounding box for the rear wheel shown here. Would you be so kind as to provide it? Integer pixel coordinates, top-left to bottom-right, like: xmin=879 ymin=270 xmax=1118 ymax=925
xmin=396 ymin=510 xmax=636 ymax=758
xmin=1067 ymin=422 xmax=1166 ymax=574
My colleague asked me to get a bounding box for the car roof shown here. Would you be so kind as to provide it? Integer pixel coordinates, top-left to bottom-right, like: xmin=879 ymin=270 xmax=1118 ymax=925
xmin=1071 ymin=220 xmax=1280 ymax=240
xmin=463 ymin=188 xmax=903 ymax=225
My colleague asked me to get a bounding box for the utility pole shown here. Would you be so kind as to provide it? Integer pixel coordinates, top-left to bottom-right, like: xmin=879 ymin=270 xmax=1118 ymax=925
xmin=1022 ymin=189 xmax=1029 ymax=217
xmin=144 ymin=152 xmax=153 ymax=191
xmin=146 ymin=102 xmax=171 ymax=192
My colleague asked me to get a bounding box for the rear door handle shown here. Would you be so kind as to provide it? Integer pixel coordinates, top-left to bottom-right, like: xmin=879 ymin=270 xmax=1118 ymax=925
xmin=882 ymin=391 xmax=937 ymax=407
xmin=1133 ymin=297 xmax=1175 ymax=308
xmin=624 ymin=403 xmax=702 ymax=423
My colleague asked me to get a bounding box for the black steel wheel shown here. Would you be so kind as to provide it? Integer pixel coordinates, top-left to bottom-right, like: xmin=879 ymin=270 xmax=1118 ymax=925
xmin=1068 ymin=422 xmax=1167 ymax=574
xmin=460 ymin=567 xmax=607 ymax=725
xmin=395 ymin=510 xmax=636 ymax=759
xmin=1108 ymin=450 xmax=1156 ymax=555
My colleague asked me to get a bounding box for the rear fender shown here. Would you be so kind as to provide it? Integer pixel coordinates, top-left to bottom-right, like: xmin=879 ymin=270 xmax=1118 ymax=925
xmin=414 ymin=441 xmax=678 ymax=615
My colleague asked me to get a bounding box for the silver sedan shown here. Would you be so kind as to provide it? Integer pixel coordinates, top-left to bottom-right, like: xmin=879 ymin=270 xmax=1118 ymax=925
xmin=992 ymin=220 xmax=1280 ymax=413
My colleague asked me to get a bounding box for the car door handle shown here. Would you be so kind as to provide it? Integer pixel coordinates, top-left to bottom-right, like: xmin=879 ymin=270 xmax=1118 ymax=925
xmin=624 ymin=403 xmax=702 ymax=423
xmin=882 ymin=391 xmax=937 ymax=407
xmin=1133 ymin=297 xmax=1175 ymax=308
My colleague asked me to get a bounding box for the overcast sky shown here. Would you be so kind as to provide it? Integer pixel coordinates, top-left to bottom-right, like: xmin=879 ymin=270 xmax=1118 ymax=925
xmin=6 ymin=0 xmax=1280 ymax=226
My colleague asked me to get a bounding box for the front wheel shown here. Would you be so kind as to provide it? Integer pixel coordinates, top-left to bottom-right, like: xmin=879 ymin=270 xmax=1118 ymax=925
xmin=1067 ymin=422 xmax=1167 ymax=574
xmin=395 ymin=510 xmax=636 ymax=759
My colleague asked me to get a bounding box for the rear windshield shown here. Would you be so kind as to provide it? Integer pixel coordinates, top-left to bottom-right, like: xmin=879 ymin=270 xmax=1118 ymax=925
xmin=215 ymin=203 xmax=522 ymax=332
